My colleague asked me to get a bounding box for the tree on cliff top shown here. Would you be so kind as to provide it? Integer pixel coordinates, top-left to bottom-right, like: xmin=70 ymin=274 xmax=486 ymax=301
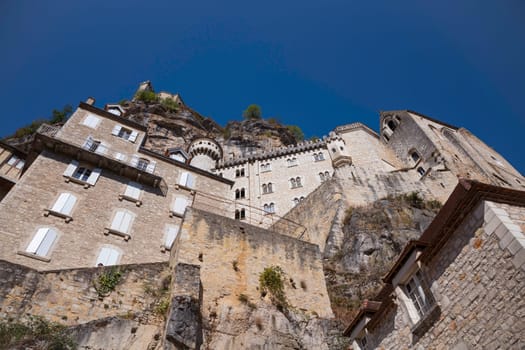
xmin=243 ymin=104 xmax=262 ymax=120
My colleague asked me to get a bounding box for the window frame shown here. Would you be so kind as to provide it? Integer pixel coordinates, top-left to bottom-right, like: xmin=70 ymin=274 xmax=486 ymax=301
xmin=96 ymin=246 xmax=121 ymax=266
xmin=18 ymin=227 xmax=59 ymax=262
xmin=112 ymin=124 xmax=138 ymax=143
xmin=104 ymin=209 xmax=135 ymax=241
xmin=119 ymin=181 xmax=143 ymax=206
xmin=44 ymin=192 xmax=77 ymax=222
xmin=63 ymin=160 xmax=102 ymax=188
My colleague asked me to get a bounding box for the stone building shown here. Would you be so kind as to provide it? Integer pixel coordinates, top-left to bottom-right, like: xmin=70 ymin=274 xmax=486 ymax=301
xmin=344 ymin=180 xmax=525 ymax=349
xmin=0 ymin=140 xmax=26 ymax=200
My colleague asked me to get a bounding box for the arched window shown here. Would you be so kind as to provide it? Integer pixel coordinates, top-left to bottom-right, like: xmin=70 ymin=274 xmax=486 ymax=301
xmin=235 ymin=170 xmax=240 ymax=177
xmin=387 ymin=120 xmax=397 ymax=132
xmin=235 ymin=189 xmax=240 ymax=199
xmin=300 ymin=196 xmax=305 ymax=202
xmin=240 ymin=188 xmax=245 ymax=198
xmin=235 ymin=210 xmax=240 ymax=219
xmin=263 ymin=204 xmax=269 ymax=212
xmin=319 ymin=172 xmax=325 ymax=182
xmin=417 ymin=167 xmax=426 ymax=176
xmin=290 ymin=178 xmax=296 ymax=188
xmin=240 ymin=208 xmax=246 ymax=219
xmin=267 ymin=183 xmax=273 ymax=193
xmin=262 ymin=184 xmax=268 ymax=194
xmin=293 ymin=198 xmax=299 ymax=205
xmin=324 ymin=171 xmax=330 ymax=179
xmin=313 ymin=153 xmax=319 ymax=161
xmin=296 ymin=177 xmax=302 ymax=187
xmin=269 ymin=203 xmax=275 ymax=213
xmin=96 ymin=246 xmax=121 ymax=266
xmin=410 ymin=151 xmax=420 ymax=163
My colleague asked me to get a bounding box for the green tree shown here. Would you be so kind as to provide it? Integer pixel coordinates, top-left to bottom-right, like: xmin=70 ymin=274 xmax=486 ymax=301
xmin=50 ymin=105 xmax=73 ymax=124
xmin=286 ymin=125 xmax=304 ymax=142
xmin=243 ymin=104 xmax=262 ymax=120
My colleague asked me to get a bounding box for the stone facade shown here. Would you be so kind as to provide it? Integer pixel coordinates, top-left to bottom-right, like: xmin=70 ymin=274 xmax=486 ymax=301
xmin=0 ymin=141 xmax=25 ymax=200
xmin=345 ymin=182 xmax=525 ymax=349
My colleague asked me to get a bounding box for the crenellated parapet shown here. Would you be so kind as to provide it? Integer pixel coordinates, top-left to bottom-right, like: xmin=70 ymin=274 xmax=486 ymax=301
xmin=216 ymin=138 xmax=327 ymax=169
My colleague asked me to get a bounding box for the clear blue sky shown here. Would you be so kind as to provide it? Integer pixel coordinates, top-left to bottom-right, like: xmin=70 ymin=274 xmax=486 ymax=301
xmin=1 ymin=1 xmax=523 ymax=173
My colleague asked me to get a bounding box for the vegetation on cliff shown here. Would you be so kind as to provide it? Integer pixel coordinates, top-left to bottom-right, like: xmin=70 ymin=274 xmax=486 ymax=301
xmin=0 ymin=316 xmax=76 ymax=349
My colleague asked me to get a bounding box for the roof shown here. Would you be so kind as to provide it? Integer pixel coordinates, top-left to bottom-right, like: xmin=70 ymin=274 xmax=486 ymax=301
xmin=345 ymin=179 xmax=525 ymax=338
xmin=380 ymin=110 xmax=459 ymax=131
xmin=79 ymin=102 xmax=148 ymax=131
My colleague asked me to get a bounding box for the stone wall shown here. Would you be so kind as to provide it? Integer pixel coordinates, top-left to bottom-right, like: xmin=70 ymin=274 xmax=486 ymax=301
xmin=0 ymin=259 xmax=169 ymax=326
xmin=367 ymin=202 xmax=525 ymax=349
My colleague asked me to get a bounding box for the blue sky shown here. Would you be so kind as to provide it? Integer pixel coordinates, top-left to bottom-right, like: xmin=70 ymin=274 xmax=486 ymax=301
xmin=1 ymin=1 xmax=524 ymax=173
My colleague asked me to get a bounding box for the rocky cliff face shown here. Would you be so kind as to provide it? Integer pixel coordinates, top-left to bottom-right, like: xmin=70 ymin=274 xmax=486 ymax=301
xmin=324 ymin=193 xmax=441 ymax=325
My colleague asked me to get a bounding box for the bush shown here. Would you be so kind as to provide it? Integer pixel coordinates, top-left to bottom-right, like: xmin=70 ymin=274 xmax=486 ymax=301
xmin=259 ymin=266 xmax=288 ymax=309
xmin=94 ymin=268 xmax=122 ymax=297
xmin=135 ymin=90 xmax=158 ymax=103
xmin=286 ymin=125 xmax=304 ymax=142
xmin=243 ymin=104 xmax=262 ymax=120
xmin=403 ymin=191 xmax=424 ymax=209
xmin=161 ymin=98 xmax=179 ymax=112
xmin=0 ymin=316 xmax=76 ymax=349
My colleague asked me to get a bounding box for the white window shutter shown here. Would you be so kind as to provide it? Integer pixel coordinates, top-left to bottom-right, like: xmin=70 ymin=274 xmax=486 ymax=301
xmin=145 ymin=160 xmax=156 ymax=174
xmin=129 ymin=131 xmax=138 ymax=143
xmin=107 ymin=248 xmax=120 ymax=265
xmin=130 ymin=156 xmax=139 ymax=168
xmin=83 ymin=136 xmax=94 ymax=150
xmin=62 ymin=194 xmax=77 ymax=215
xmin=165 ymin=226 xmax=179 ymax=249
xmin=124 ymin=181 xmax=142 ymax=200
xmin=115 ymin=152 xmax=126 ymax=162
xmin=179 ymin=172 xmax=189 ymax=186
xmin=26 ymin=228 xmax=48 ymax=254
xmin=186 ymin=173 xmax=195 ymax=188
xmin=83 ymin=115 xmax=100 ymax=128
xmin=120 ymin=212 xmax=133 ymax=234
xmin=95 ymin=143 xmax=108 ymax=155
xmin=172 ymin=197 xmax=188 ymax=215
xmin=111 ymin=211 xmax=125 ymax=231
xmin=112 ymin=125 xmax=122 ymax=136
xmin=36 ymin=229 xmax=57 ymax=256
xmin=51 ymin=193 xmax=69 ymax=213
xmin=64 ymin=160 xmax=79 ymax=177
xmin=86 ymin=168 xmax=102 ymax=186
xmin=96 ymin=247 xmax=111 ymax=266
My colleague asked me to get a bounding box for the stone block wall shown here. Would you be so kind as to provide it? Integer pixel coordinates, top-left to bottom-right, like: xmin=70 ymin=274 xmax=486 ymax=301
xmin=0 ymin=259 xmax=169 ymax=326
xmin=175 ymin=208 xmax=334 ymax=320
xmin=366 ymin=202 xmax=525 ymax=349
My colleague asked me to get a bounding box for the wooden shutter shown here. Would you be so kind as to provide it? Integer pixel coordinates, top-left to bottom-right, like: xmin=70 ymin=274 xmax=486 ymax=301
xmin=83 ymin=115 xmax=100 ymax=128
xmin=36 ymin=229 xmax=57 ymax=256
xmin=107 ymin=248 xmax=120 ymax=265
xmin=120 ymin=211 xmax=133 ymax=234
xmin=62 ymin=194 xmax=77 ymax=215
xmin=26 ymin=228 xmax=48 ymax=254
xmin=112 ymin=125 xmax=122 ymax=136
xmin=164 ymin=226 xmax=179 ymax=249
xmin=145 ymin=160 xmax=156 ymax=174
xmin=129 ymin=131 xmax=138 ymax=143
xmin=179 ymin=172 xmax=188 ymax=186
xmin=63 ymin=160 xmax=79 ymax=177
xmin=86 ymin=168 xmax=102 ymax=185
xmin=186 ymin=173 xmax=195 ymax=188
xmin=111 ymin=211 xmax=125 ymax=231
xmin=124 ymin=181 xmax=142 ymax=200
xmin=96 ymin=247 xmax=120 ymax=266
xmin=130 ymin=156 xmax=139 ymax=168
xmin=172 ymin=197 xmax=188 ymax=215
xmin=51 ymin=193 xmax=69 ymax=213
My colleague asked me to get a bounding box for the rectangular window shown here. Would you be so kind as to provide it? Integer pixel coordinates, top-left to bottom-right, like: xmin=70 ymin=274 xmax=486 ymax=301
xmin=163 ymin=225 xmax=180 ymax=250
xmin=48 ymin=192 xmax=77 ymax=220
xmin=110 ymin=210 xmax=133 ymax=234
xmin=82 ymin=114 xmax=101 ymax=129
xmin=6 ymin=155 xmax=24 ymax=169
xmin=124 ymin=181 xmax=142 ymax=201
xmin=179 ymin=172 xmax=195 ymax=188
xmin=63 ymin=160 xmax=102 ymax=187
xmin=171 ymin=197 xmax=188 ymax=217
xmin=112 ymin=124 xmax=138 ymax=142
xmin=26 ymin=228 xmax=57 ymax=257
xmin=405 ymin=272 xmax=434 ymax=319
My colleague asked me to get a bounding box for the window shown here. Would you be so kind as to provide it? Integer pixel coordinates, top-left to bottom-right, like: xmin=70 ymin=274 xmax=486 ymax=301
xmin=130 ymin=156 xmax=156 ymax=174
xmin=324 ymin=171 xmax=330 ymax=180
xmin=82 ymin=114 xmax=101 ymax=129
xmin=261 ymin=162 xmax=271 ymax=172
xmin=353 ymin=334 xmax=368 ymax=350
xmin=120 ymin=181 xmax=142 ymax=205
xmin=387 ymin=120 xmax=397 ymax=132
xmin=403 ymin=271 xmax=435 ymax=323
xmin=262 ymin=183 xmax=273 ymax=194
xmin=45 ymin=192 xmax=77 ymax=221
xmin=290 ymin=178 xmax=296 ymax=188
xmin=313 ymin=152 xmax=324 ymax=161
xmin=6 ymin=155 xmax=25 ymax=169
xmin=83 ymin=136 xmax=108 ymax=155
xmin=163 ymin=225 xmax=180 ymax=251
xmin=235 ymin=168 xmax=245 ymax=177
xmin=106 ymin=209 xmax=134 ymax=240
xmin=137 ymin=158 xmax=149 ymax=171
xmin=25 ymin=228 xmax=58 ymax=258
xmin=171 ymin=196 xmax=189 ymax=217
xmin=235 ymin=208 xmax=246 ymax=220
xmin=169 ymin=151 xmax=187 ymax=163
xmin=112 ymin=124 xmax=138 ymax=142
xmin=293 ymin=198 xmax=299 ymax=206
xmin=263 ymin=203 xmax=275 ymax=214
xmin=178 ymin=172 xmax=195 ymax=188
xmin=235 ymin=188 xmax=246 ymax=199
xmin=410 ymin=151 xmax=420 ymax=163
xmin=291 ymin=177 xmax=302 ymax=188
xmin=63 ymin=160 xmax=101 ymax=187
xmin=319 ymin=172 xmax=325 ymax=182
xmin=417 ymin=167 xmax=426 ymax=176
xmin=287 ymin=158 xmax=298 ymax=167
xmin=96 ymin=246 xmax=121 ymax=266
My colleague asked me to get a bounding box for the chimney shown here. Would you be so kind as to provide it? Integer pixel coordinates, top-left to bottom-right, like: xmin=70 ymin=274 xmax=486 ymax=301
xmin=85 ymin=97 xmax=96 ymax=105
